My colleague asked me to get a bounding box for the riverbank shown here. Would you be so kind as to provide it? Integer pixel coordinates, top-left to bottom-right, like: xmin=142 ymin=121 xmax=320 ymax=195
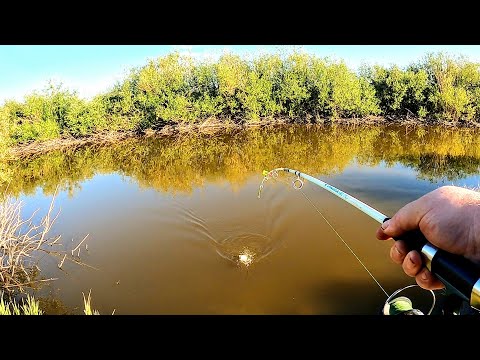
xmin=4 ymin=51 xmax=480 ymax=155
xmin=7 ymin=115 xmax=480 ymax=160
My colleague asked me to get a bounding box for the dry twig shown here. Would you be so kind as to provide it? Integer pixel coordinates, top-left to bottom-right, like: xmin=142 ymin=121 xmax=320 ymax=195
xmin=0 ymin=190 xmax=89 ymax=292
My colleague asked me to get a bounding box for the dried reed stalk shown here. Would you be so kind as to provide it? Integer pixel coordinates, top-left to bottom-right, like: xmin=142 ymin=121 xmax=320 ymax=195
xmin=0 ymin=189 xmax=88 ymax=292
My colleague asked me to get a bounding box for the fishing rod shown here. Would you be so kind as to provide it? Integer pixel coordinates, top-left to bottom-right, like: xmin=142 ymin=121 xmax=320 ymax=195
xmin=259 ymin=167 xmax=480 ymax=314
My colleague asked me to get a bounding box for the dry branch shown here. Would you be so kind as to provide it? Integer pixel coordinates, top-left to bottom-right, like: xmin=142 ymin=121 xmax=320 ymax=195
xmin=0 ymin=190 xmax=89 ymax=292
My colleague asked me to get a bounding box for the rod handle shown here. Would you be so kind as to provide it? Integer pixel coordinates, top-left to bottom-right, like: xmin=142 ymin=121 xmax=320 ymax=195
xmin=383 ymin=217 xmax=480 ymax=309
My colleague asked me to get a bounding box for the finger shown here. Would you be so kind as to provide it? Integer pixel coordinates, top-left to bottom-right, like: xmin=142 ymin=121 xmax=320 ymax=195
xmin=416 ymin=268 xmax=445 ymax=290
xmin=376 ymin=227 xmax=391 ymax=240
xmin=381 ymin=197 xmax=430 ymax=238
xmin=402 ymin=250 xmax=423 ymax=277
xmin=390 ymin=240 xmax=408 ymax=264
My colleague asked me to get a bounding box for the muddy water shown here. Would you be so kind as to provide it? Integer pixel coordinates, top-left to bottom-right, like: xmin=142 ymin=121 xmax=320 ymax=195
xmin=5 ymin=124 xmax=480 ymax=314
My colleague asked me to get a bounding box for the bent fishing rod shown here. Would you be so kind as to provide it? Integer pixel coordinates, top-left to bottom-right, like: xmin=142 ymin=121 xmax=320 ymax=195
xmin=260 ymin=167 xmax=480 ymax=312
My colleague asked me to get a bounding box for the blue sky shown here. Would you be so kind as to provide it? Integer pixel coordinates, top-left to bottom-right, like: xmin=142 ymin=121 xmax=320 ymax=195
xmin=1 ymin=45 xmax=480 ymax=105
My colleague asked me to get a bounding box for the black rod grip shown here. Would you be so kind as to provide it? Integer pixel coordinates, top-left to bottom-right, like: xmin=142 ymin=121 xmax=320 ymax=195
xmin=382 ymin=217 xmax=428 ymax=252
xmin=393 ymin=229 xmax=428 ymax=252
xmin=383 ymin=217 xmax=480 ymax=306
xmin=430 ymin=250 xmax=480 ymax=303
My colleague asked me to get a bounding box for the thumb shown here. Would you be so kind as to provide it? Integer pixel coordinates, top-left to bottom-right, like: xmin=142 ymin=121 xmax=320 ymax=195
xmin=382 ymin=198 xmax=428 ymax=238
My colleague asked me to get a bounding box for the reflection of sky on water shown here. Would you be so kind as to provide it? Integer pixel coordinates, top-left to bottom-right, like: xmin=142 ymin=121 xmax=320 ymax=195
xmin=320 ymin=162 xmax=480 ymax=216
xmin=17 ymin=160 xmax=480 ymax=268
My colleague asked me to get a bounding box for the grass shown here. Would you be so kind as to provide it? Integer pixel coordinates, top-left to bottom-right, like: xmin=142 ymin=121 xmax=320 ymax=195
xmin=0 ymin=189 xmax=91 ymax=295
xmin=82 ymin=289 xmax=100 ymax=315
xmin=0 ymin=292 xmax=42 ymax=315
xmin=0 ymin=186 xmax=101 ymax=315
xmin=1 ymin=290 xmax=102 ymax=315
xmin=0 ymin=191 xmax=61 ymax=292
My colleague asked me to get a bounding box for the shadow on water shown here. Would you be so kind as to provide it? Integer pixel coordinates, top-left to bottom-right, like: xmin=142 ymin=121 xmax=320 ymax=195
xmin=308 ymin=279 xmax=446 ymax=315
xmin=307 ymin=279 xmax=390 ymax=315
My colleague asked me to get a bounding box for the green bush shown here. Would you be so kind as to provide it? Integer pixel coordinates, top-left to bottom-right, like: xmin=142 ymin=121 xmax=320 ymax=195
xmin=277 ymin=53 xmax=310 ymax=118
xmin=277 ymin=54 xmax=379 ymax=119
xmin=215 ymin=54 xmax=249 ymax=119
xmin=135 ymin=53 xmax=195 ymax=124
xmin=3 ymin=50 xmax=480 ymax=146
xmin=99 ymin=79 xmax=142 ymax=131
xmin=361 ymin=65 xmax=429 ymax=117
xmin=189 ymin=62 xmax=224 ymax=119
xmin=326 ymin=61 xmax=380 ymax=118
xmin=415 ymin=52 xmax=480 ymax=122
xmin=242 ymin=54 xmax=283 ymax=121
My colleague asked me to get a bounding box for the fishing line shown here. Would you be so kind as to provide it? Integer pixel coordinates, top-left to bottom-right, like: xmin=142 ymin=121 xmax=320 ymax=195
xmin=259 ymin=170 xmax=388 ymax=296
xmin=298 ymin=186 xmax=389 ymax=297
xmin=258 ymin=168 xmax=436 ymax=314
xmin=299 ymin=180 xmax=436 ymax=314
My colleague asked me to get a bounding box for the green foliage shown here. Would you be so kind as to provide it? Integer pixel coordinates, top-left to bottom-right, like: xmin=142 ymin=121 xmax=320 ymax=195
xmin=3 ymin=51 xmax=480 ymax=147
xmin=0 ymin=105 xmax=13 ymax=145
xmin=83 ymin=289 xmax=100 ymax=315
xmin=326 ymin=61 xmax=380 ymax=118
xmin=215 ymin=54 xmax=249 ymax=119
xmin=242 ymin=54 xmax=283 ymax=121
xmin=62 ymin=96 xmax=101 ymax=137
xmin=188 ymin=62 xmax=223 ymax=119
xmin=363 ymin=65 xmax=430 ymax=117
xmin=419 ymin=52 xmax=480 ymax=122
xmin=8 ymin=90 xmax=61 ymax=143
xmin=2 ymin=83 xmax=109 ymax=143
xmin=21 ymin=294 xmax=43 ymax=315
xmin=136 ymin=53 xmax=195 ymax=124
xmin=275 ymin=53 xmax=380 ymax=120
xmin=97 ymin=79 xmax=142 ymax=131
xmin=278 ymin=53 xmax=311 ymax=118
xmin=364 ymin=52 xmax=480 ymax=122
xmin=0 ymin=290 xmax=102 ymax=315
xmin=0 ymin=107 xmax=13 ymax=184
xmin=0 ymin=292 xmax=43 ymax=315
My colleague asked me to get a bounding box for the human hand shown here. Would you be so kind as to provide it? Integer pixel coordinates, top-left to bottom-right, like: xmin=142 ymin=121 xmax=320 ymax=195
xmin=376 ymin=185 xmax=480 ymax=290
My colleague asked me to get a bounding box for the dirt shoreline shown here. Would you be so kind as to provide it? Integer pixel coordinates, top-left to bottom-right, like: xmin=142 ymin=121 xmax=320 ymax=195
xmin=8 ymin=116 xmax=480 ymax=160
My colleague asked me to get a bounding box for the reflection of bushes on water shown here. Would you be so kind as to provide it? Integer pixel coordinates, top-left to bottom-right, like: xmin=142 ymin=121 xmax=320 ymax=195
xmin=400 ymin=154 xmax=480 ymax=182
xmin=2 ymin=125 xmax=480 ymax=197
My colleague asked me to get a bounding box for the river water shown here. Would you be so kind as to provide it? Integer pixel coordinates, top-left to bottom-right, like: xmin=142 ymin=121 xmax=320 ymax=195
xmin=5 ymin=124 xmax=480 ymax=314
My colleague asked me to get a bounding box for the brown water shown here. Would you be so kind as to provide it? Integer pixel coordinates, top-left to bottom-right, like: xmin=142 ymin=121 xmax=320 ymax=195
xmin=5 ymin=124 xmax=480 ymax=314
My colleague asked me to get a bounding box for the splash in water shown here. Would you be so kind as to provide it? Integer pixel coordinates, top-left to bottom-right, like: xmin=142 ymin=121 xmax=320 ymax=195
xmin=238 ymin=248 xmax=255 ymax=267
xmin=214 ymin=233 xmax=276 ymax=267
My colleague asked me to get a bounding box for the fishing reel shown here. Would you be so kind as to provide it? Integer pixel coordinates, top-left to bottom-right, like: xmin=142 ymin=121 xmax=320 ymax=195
xmin=381 ymin=285 xmax=433 ymax=315
xmin=382 ymin=284 xmax=480 ymax=315
xmin=382 ymin=296 xmax=425 ymax=315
